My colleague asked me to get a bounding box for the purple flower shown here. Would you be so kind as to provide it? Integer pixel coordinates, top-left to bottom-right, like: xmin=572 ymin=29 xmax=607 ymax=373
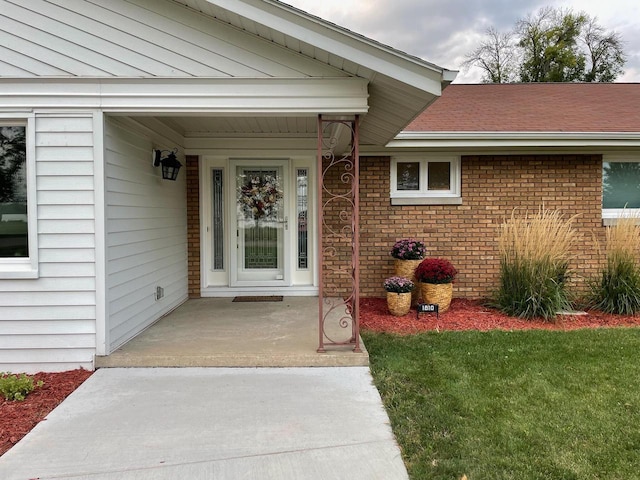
xmin=390 ymin=239 xmax=426 ymax=260
xmin=384 ymin=276 xmax=415 ymax=293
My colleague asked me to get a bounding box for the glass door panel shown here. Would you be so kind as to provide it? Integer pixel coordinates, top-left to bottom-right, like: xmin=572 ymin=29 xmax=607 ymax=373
xmin=232 ymin=162 xmax=288 ymax=285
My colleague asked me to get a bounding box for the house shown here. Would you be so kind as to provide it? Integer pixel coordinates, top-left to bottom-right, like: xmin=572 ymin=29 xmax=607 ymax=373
xmin=1 ymin=1 xmax=639 ymax=373
xmin=0 ymin=0 xmax=454 ymax=372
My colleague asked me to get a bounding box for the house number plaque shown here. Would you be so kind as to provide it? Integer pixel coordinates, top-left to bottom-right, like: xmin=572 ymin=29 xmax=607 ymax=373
xmin=417 ymin=303 xmax=439 ymax=319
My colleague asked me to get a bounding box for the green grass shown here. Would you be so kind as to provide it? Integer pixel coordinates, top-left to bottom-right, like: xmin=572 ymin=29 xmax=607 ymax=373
xmin=363 ymin=329 xmax=640 ymax=480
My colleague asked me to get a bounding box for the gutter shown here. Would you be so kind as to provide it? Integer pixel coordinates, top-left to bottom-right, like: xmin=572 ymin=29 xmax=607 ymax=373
xmin=387 ymin=131 xmax=640 ymax=148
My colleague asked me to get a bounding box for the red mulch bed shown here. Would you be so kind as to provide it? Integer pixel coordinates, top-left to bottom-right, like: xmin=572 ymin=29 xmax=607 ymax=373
xmin=0 ymin=369 xmax=92 ymax=457
xmin=361 ymin=297 xmax=640 ymax=334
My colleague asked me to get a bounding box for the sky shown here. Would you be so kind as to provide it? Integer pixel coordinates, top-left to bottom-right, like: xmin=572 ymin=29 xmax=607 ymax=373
xmin=283 ymin=0 xmax=640 ymax=83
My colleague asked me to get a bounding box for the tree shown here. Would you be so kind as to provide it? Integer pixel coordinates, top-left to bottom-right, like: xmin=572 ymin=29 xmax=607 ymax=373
xmin=517 ymin=7 xmax=586 ymax=82
xmin=462 ymin=27 xmax=518 ymax=83
xmin=463 ymin=6 xmax=625 ymax=83
xmin=581 ymin=17 xmax=626 ymax=82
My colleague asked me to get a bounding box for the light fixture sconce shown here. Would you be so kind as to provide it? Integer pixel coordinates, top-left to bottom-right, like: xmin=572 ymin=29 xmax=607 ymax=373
xmin=153 ymin=148 xmax=182 ymax=181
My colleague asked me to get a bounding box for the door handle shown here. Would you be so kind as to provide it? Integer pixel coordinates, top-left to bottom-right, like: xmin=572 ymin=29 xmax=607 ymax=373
xmin=279 ymin=216 xmax=289 ymax=230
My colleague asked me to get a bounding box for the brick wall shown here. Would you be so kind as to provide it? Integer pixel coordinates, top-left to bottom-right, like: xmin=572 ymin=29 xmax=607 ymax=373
xmin=186 ymin=155 xmax=200 ymax=298
xmin=186 ymin=153 xmax=604 ymax=300
xmin=354 ymin=154 xmax=604 ymax=299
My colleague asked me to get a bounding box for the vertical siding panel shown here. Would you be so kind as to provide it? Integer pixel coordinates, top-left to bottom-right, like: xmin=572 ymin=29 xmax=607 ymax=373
xmin=0 ymin=113 xmax=98 ymax=373
xmin=105 ymin=118 xmax=187 ymax=351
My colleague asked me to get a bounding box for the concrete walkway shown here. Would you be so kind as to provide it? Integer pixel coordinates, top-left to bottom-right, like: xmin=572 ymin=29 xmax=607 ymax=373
xmin=0 ymin=367 xmax=409 ymax=480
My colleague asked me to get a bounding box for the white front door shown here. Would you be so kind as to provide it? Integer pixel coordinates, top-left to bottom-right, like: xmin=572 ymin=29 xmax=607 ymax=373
xmin=230 ymin=160 xmax=290 ymax=286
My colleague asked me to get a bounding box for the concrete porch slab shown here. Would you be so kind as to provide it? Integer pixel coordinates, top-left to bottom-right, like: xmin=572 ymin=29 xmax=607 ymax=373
xmin=96 ymin=297 xmax=368 ymax=368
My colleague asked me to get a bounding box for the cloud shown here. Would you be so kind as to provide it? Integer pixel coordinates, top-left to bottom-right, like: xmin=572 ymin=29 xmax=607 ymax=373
xmin=284 ymin=0 xmax=640 ymax=82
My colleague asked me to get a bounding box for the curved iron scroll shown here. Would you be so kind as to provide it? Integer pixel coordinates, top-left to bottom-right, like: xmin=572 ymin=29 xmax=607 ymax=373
xmin=317 ymin=116 xmax=361 ymax=353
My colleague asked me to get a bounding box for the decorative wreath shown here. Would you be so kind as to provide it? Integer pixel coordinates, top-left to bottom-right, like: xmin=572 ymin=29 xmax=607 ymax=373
xmin=238 ymin=173 xmax=283 ymax=220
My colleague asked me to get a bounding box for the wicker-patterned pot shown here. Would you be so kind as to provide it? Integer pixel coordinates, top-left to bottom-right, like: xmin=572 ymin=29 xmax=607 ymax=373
xmin=386 ymin=292 xmax=412 ymax=316
xmin=420 ymin=282 xmax=453 ymax=313
xmin=393 ymin=259 xmax=422 ymax=306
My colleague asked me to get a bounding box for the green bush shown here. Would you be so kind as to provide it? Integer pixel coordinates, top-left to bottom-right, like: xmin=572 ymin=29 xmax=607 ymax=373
xmin=493 ymin=208 xmax=577 ymax=320
xmin=0 ymin=373 xmax=44 ymax=401
xmin=589 ymin=215 xmax=640 ymax=314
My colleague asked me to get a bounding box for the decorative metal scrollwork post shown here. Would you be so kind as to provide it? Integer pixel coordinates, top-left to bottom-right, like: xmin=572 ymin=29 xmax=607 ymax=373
xmin=317 ymin=115 xmax=361 ymax=353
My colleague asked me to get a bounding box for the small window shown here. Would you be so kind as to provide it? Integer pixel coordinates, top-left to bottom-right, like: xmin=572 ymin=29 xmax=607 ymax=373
xmin=427 ymin=162 xmax=451 ymax=191
xmin=390 ymin=156 xmax=461 ymax=205
xmin=602 ymin=156 xmax=640 ymax=220
xmin=396 ymin=162 xmax=420 ymax=191
xmin=0 ymin=117 xmax=37 ymax=278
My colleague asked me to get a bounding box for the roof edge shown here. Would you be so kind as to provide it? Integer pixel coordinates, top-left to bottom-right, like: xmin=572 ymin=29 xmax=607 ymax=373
xmin=388 ymin=131 xmax=640 ymax=149
xmin=395 ymin=131 xmax=640 ymax=140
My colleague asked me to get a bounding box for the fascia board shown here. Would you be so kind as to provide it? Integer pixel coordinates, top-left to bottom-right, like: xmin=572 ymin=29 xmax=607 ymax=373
xmin=0 ymin=77 xmax=369 ymax=114
xmin=388 ymin=131 xmax=640 ymax=148
xmin=204 ymin=0 xmax=453 ymax=94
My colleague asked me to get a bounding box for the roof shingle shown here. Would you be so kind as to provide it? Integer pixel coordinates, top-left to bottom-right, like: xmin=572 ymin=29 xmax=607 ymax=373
xmin=406 ymin=83 xmax=640 ymax=133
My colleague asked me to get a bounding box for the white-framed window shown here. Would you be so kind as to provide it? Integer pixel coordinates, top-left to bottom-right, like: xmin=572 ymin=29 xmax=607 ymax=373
xmin=602 ymin=154 xmax=640 ymax=223
xmin=390 ymin=155 xmax=461 ymax=205
xmin=0 ymin=115 xmax=38 ymax=278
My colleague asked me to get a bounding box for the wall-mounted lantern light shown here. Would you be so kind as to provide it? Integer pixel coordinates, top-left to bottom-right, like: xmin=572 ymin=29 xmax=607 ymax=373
xmin=153 ymin=148 xmax=182 ymax=181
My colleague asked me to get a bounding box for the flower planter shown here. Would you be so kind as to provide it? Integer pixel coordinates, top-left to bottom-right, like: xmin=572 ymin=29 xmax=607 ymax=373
xmin=394 ymin=259 xmax=422 ymax=306
xmin=420 ymin=282 xmax=453 ymax=313
xmin=387 ymin=291 xmax=412 ymax=316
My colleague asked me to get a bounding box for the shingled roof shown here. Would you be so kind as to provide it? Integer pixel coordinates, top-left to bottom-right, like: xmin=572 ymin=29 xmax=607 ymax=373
xmin=405 ymin=83 xmax=640 ymax=133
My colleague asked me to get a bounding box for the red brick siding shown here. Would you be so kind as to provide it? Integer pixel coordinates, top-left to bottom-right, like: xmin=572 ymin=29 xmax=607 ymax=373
xmin=186 ymin=155 xmax=200 ymax=298
xmin=353 ymin=154 xmax=604 ymax=299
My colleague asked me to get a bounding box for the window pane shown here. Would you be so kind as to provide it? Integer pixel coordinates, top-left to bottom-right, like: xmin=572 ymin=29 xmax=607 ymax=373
xmin=0 ymin=126 xmax=28 ymax=257
xmin=212 ymin=168 xmax=224 ymax=270
xmin=397 ymin=162 xmax=420 ymax=190
xmin=603 ymin=162 xmax=640 ymax=209
xmin=297 ymin=168 xmax=308 ymax=269
xmin=428 ymin=162 xmax=451 ymax=191
xmin=238 ymin=168 xmax=281 ymax=269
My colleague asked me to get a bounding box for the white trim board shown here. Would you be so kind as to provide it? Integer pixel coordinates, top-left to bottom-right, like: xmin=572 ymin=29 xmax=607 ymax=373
xmin=389 ymin=131 xmax=640 ymax=149
xmin=201 ymin=286 xmax=318 ymax=297
xmin=0 ymin=77 xmax=370 ymax=114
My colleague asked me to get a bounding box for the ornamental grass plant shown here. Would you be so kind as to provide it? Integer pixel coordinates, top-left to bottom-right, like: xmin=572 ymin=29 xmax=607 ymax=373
xmin=588 ymin=214 xmax=640 ymax=314
xmin=493 ymin=208 xmax=578 ymax=320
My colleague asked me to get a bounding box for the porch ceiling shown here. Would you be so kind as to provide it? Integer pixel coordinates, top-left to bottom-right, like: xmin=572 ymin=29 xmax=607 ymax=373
xmin=156 ymin=115 xmax=318 ymax=137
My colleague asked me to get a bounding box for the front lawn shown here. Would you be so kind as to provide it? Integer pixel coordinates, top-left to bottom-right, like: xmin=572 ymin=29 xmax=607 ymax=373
xmin=363 ymin=328 xmax=640 ymax=480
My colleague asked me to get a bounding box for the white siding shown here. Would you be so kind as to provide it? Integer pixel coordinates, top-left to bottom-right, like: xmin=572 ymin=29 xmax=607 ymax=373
xmin=0 ymin=113 xmax=97 ymax=373
xmin=105 ymin=118 xmax=187 ymax=352
xmin=0 ymin=0 xmax=344 ymax=79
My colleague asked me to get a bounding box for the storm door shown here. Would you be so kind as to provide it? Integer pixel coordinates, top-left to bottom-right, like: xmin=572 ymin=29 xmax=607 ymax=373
xmin=230 ymin=160 xmax=290 ymax=286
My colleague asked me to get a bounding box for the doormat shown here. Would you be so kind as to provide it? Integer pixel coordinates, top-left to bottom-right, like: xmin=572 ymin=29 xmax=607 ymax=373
xmin=232 ymin=296 xmax=284 ymax=302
